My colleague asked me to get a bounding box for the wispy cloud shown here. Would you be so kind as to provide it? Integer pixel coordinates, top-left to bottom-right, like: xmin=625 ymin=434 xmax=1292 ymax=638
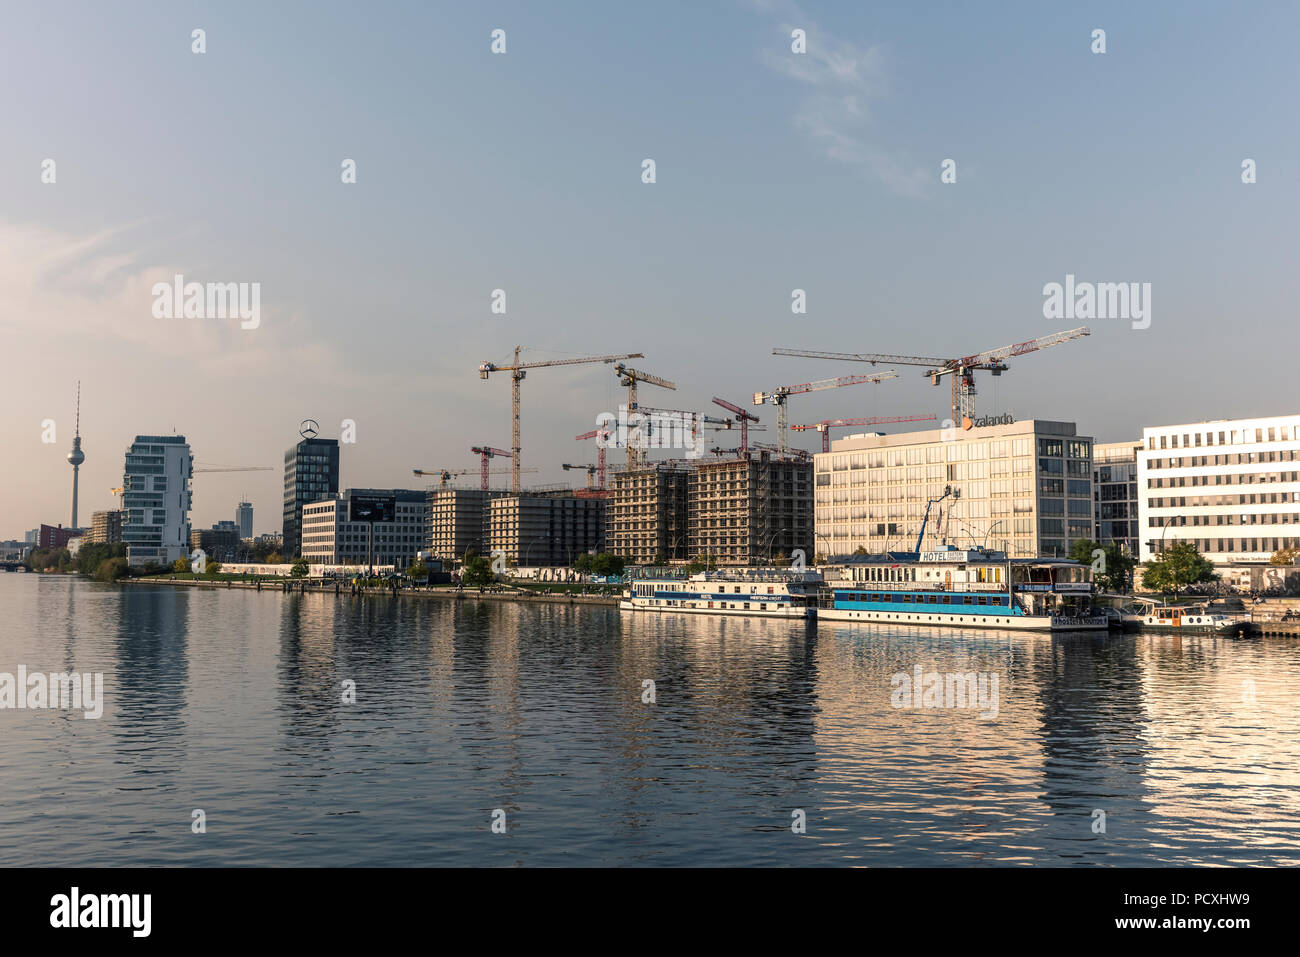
xmin=751 ymin=0 xmax=927 ymax=196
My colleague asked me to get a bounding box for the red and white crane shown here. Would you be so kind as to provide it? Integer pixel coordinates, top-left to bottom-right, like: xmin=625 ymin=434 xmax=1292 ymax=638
xmin=753 ymin=371 xmax=899 ymax=453
xmin=574 ymin=427 xmax=612 ymax=490
xmin=711 ymin=397 xmax=760 ymax=455
xmin=774 ymin=327 xmax=1090 ymax=425
xmin=791 ymin=414 xmax=938 ymax=452
xmin=479 ymin=347 xmax=644 ymax=492
xmin=470 ymin=446 xmax=514 ymax=491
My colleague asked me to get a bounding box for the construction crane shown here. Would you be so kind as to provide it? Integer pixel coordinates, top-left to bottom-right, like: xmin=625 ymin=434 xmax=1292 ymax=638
xmin=712 ymin=397 xmax=760 ymax=455
xmin=574 ymin=428 xmax=612 ymax=490
xmin=413 ymin=466 xmax=534 ymax=491
xmin=773 ymin=327 xmax=1091 ymax=425
xmin=109 ymin=486 xmax=125 ymax=508
xmin=791 ymin=414 xmax=938 ymax=453
xmin=613 ymin=363 xmax=676 ymax=468
xmin=470 ymin=446 xmax=513 ymax=491
xmin=708 ymin=442 xmax=811 ymax=461
xmin=753 ymin=372 xmax=898 ymax=454
xmin=562 ymin=463 xmax=598 ymax=489
xmin=479 ymin=347 xmax=644 ymax=493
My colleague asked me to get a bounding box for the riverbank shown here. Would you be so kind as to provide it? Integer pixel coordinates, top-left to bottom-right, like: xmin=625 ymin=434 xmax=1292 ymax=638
xmin=120 ymin=576 xmax=621 ymax=606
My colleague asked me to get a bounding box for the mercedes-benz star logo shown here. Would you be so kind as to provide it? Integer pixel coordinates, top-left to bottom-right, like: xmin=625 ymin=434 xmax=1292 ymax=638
xmin=300 ymin=419 xmax=319 ymax=439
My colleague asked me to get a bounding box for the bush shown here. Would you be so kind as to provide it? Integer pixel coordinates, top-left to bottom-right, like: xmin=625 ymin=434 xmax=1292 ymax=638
xmin=290 ymin=559 xmax=309 ymax=578
xmin=95 ymin=557 xmax=130 ymax=582
xmin=172 ymin=557 xmax=191 ymax=573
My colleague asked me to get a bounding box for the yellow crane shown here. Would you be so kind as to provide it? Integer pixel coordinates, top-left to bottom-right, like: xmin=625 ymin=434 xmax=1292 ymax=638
xmin=478 ymin=347 xmax=644 ymax=493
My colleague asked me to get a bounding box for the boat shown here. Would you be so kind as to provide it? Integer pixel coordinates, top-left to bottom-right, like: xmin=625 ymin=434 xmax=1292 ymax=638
xmin=1119 ymin=597 xmax=1243 ymax=634
xmin=619 ymin=567 xmax=822 ymax=618
xmin=816 ymin=545 xmax=1108 ymax=631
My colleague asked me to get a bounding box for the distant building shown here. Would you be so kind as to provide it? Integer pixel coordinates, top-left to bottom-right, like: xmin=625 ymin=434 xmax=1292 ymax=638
xmin=235 ymin=501 xmax=254 ymax=539
xmin=36 ymin=524 xmax=82 ymax=549
xmin=814 ymin=420 xmax=1094 ymax=560
xmin=282 ymin=434 xmax=340 ymax=558
xmin=1093 ymin=441 xmax=1141 ymax=555
xmin=1137 ymin=413 xmax=1300 ymax=564
xmin=690 ymin=454 xmax=813 ymax=566
xmin=488 ymin=492 xmax=605 ymax=566
xmin=24 ymin=529 xmax=39 ymax=544
xmin=88 ymin=510 xmax=125 ymax=544
xmin=191 ymin=521 xmax=240 ymax=561
xmin=301 ymin=489 xmax=428 ymax=569
xmin=606 ymin=463 xmax=690 ymax=564
xmin=122 ymin=435 xmax=193 ymax=567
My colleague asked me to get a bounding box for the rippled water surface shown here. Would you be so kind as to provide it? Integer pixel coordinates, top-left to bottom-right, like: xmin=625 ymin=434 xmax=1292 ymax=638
xmin=1 ymin=576 xmax=1297 ymax=866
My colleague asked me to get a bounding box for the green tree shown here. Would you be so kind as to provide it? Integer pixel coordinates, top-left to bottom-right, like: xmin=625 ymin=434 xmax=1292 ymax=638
xmin=290 ymin=558 xmax=309 ymax=578
xmin=407 ymin=560 xmax=429 ymax=580
xmin=95 ymin=557 xmax=130 ymax=582
xmin=1142 ymin=541 xmax=1217 ymax=601
xmin=1068 ymin=539 xmax=1136 ymax=594
xmin=572 ymin=553 xmax=593 ymax=573
xmin=461 ymin=549 xmax=494 ymax=587
xmin=172 ymin=557 xmax=190 ymax=573
xmin=266 ymin=551 xmax=284 ymax=565
xmin=852 ymin=546 xmax=869 ymax=556
xmin=205 ymin=559 xmax=222 ymax=576
xmin=1270 ymin=546 xmax=1300 ymax=566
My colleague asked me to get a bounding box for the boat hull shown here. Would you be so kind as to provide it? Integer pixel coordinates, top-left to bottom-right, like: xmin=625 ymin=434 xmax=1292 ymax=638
xmin=817 ymin=607 xmax=1108 ymax=631
xmin=619 ymin=599 xmax=813 ymax=619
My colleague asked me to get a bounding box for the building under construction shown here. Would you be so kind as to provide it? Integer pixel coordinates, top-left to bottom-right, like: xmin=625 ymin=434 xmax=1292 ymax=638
xmin=427 ymin=488 xmax=505 ymax=562
xmin=687 ymin=452 xmax=814 ymax=566
xmin=605 ymin=463 xmax=691 ymax=564
xmin=488 ymin=488 xmax=606 ymax=566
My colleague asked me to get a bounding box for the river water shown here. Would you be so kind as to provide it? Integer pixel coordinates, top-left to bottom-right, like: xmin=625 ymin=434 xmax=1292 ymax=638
xmin=1 ymin=575 xmax=1297 ymax=866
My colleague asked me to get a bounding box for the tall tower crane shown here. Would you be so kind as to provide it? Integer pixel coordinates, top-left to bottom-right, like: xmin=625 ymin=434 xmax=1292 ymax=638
xmin=753 ymin=372 xmax=899 ymax=453
xmin=413 ymin=466 xmax=532 ymax=491
xmin=773 ymin=327 xmax=1090 ymax=425
xmin=791 ymin=414 xmax=938 ymax=453
xmin=479 ymin=347 xmax=644 ymax=493
xmin=711 ymin=397 xmax=760 ymax=455
xmin=613 ymin=363 xmax=676 ymax=469
xmin=574 ymin=428 xmax=612 ymax=490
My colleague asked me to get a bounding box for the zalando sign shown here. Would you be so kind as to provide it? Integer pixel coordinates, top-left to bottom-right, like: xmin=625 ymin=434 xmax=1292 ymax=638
xmin=963 ymin=413 xmax=1015 ymax=431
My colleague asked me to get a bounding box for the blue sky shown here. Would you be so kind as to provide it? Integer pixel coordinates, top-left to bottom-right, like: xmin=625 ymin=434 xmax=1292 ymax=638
xmin=2 ymin=0 xmax=1298 ymax=535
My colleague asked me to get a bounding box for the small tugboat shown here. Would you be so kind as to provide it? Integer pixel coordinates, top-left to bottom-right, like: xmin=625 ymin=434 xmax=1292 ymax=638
xmin=620 ymin=567 xmax=823 ymax=618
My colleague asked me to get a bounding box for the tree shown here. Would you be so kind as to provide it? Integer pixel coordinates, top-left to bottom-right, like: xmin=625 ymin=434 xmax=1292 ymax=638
xmin=1068 ymin=538 xmax=1136 ymax=594
xmin=1270 ymin=547 xmax=1300 ymax=566
xmin=461 ymin=549 xmax=494 ymax=587
xmin=205 ymin=559 xmax=222 ymax=576
xmin=266 ymin=551 xmax=284 ymax=565
xmin=407 ymin=560 xmax=429 ymax=580
xmin=290 ymin=558 xmax=309 ymax=578
xmin=172 ymin=557 xmax=191 ymax=574
xmin=853 ymin=546 xmax=869 ymax=556
xmin=589 ymin=553 xmax=626 ymax=577
xmin=1142 ymin=541 xmax=1217 ymax=601
xmin=572 ymin=553 xmax=593 ymax=573
xmin=95 ymin=557 xmax=130 ymax=582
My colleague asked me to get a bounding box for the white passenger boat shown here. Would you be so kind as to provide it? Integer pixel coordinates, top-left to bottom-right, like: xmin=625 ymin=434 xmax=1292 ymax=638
xmin=816 ymin=546 xmax=1108 ymax=631
xmin=1119 ymin=598 xmax=1242 ymax=634
xmin=620 ymin=568 xmax=822 ymax=618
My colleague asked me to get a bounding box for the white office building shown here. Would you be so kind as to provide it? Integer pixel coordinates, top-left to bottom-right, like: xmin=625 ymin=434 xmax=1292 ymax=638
xmin=122 ymin=435 xmax=193 ymax=567
xmin=1093 ymin=441 xmax=1141 ymax=555
xmin=1137 ymin=413 xmax=1300 ymax=564
xmin=301 ymin=489 xmax=429 ymax=570
xmin=814 ymin=419 xmax=1094 ymax=559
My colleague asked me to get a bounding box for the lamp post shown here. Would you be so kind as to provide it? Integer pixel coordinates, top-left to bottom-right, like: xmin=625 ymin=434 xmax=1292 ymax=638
xmin=764 ymin=526 xmax=793 ymax=566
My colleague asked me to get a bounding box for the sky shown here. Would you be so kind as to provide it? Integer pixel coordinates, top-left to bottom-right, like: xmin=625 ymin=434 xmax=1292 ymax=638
xmin=2 ymin=0 xmax=1298 ymax=537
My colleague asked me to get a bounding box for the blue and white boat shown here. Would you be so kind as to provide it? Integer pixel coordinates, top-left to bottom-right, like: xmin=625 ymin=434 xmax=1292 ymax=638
xmin=817 ymin=545 xmax=1107 ymax=631
xmin=620 ymin=568 xmax=822 ymax=618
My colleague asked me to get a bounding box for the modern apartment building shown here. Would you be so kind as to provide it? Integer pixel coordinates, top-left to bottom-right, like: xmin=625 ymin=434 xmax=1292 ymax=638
xmin=814 ymin=420 xmax=1094 ymax=560
xmin=1137 ymin=413 xmax=1300 ymax=564
xmin=487 ymin=492 xmax=605 ymax=566
xmin=606 ymin=463 xmax=690 ymax=564
xmin=282 ymin=434 xmax=340 ymax=558
xmin=300 ymin=488 xmax=429 ymax=569
xmin=688 ymin=454 xmax=813 ymax=566
xmin=426 ymin=488 xmax=506 ymax=562
xmin=1093 ymin=441 xmax=1141 ymax=554
xmin=235 ymin=501 xmax=254 ymax=539
xmin=122 ymin=435 xmax=193 ymax=567
xmin=88 ymin=509 xmax=125 ymax=544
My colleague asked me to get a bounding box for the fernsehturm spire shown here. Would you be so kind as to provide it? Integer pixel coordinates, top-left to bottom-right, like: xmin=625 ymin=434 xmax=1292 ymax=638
xmin=67 ymin=381 xmax=85 ymax=529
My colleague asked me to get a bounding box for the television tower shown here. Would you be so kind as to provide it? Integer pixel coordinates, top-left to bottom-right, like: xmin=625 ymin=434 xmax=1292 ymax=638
xmin=67 ymin=381 xmax=85 ymax=529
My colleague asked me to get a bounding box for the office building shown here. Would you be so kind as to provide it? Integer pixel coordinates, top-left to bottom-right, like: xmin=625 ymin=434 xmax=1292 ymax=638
xmin=191 ymin=521 xmax=241 ymax=561
xmin=689 ymin=454 xmax=813 ymax=566
xmin=36 ymin=524 xmax=82 ymax=550
xmin=487 ymin=491 xmax=605 ymax=566
xmin=606 ymin=463 xmax=690 ymax=564
xmin=1137 ymin=413 xmax=1300 ymax=564
xmin=122 ymin=435 xmax=193 ymax=567
xmin=1093 ymin=441 xmax=1141 ymax=554
xmin=236 ymin=501 xmax=254 ymax=539
xmin=300 ymin=489 xmax=429 ymax=569
xmin=814 ymin=420 xmax=1094 ymax=559
xmin=282 ymin=433 xmax=340 ymax=558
